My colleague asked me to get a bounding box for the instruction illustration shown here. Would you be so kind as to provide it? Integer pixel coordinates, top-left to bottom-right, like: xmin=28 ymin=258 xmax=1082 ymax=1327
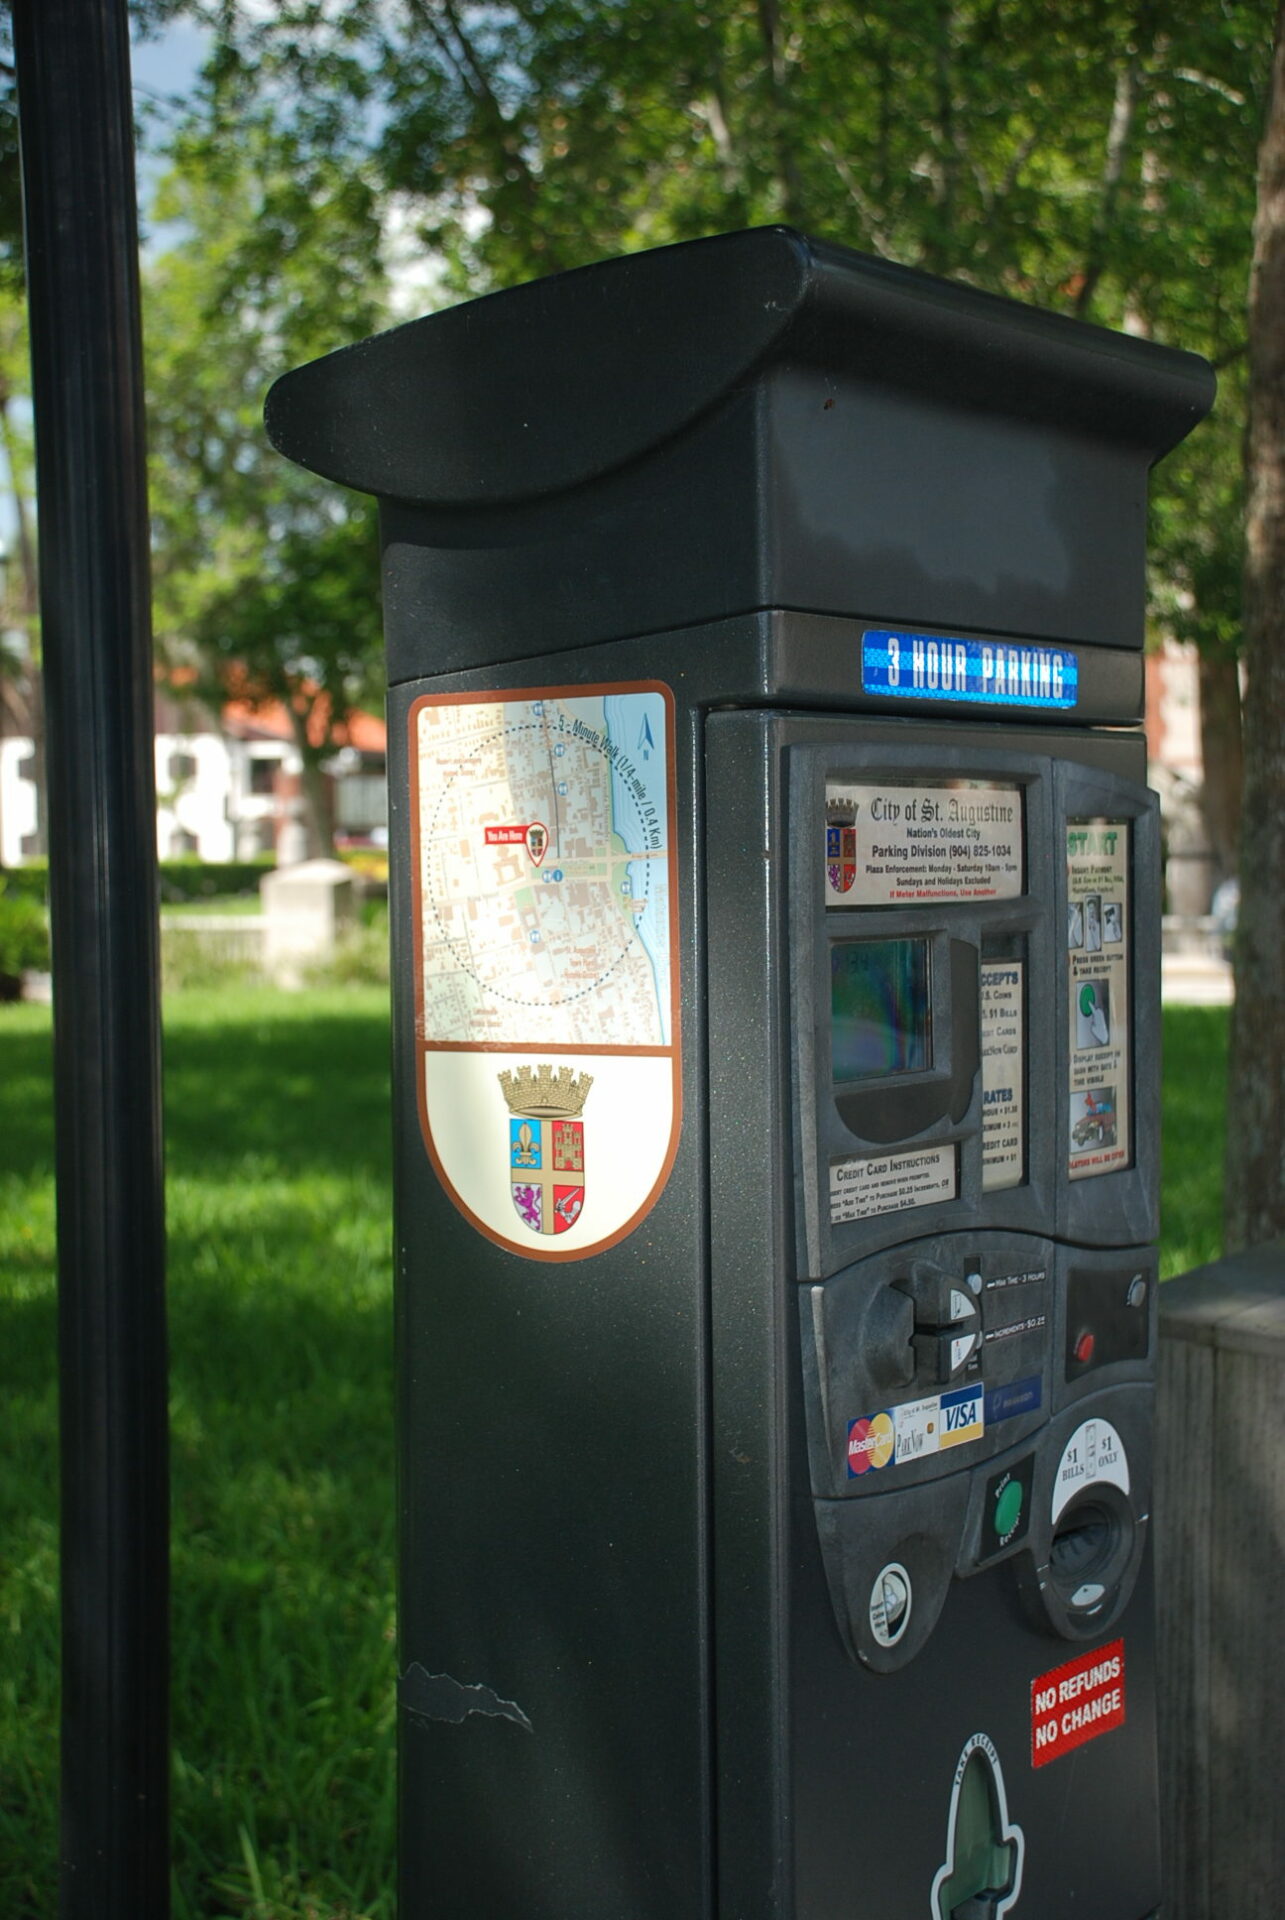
xmin=1067 ymin=821 xmax=1130 ymax=1179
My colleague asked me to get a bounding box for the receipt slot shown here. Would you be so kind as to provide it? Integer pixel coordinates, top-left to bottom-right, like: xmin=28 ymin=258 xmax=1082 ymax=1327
xmin=266 ymin=230 xmax=1212 ymax=1920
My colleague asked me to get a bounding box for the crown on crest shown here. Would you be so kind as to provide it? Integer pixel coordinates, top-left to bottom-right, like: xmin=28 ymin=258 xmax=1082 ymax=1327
xmin=498 ymin=1064 xmax=594 ymax=1118
xmin=825 ymin=796 xmax=857 ymax=826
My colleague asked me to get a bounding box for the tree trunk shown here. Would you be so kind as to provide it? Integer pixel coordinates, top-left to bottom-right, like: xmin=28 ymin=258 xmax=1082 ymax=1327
xmin=284 ymin=701 xmax=335 ymax=858
xmin=1198 ymin=650 xmax=1243 ymax=887
xmin=1074 ymin=56 xmax=1138 ymax=322
xmin=1225 ymin=0 xmax=1285 ymax=1250
xmin=756 ymin=0 xmax=805 ymax=225
xmin=299 ymin=748 xmax=334 ymax=859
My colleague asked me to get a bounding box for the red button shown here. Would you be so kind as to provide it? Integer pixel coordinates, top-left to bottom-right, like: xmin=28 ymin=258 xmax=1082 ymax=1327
xmin=1074 ymin=1330 xmax=1096 ymax=1365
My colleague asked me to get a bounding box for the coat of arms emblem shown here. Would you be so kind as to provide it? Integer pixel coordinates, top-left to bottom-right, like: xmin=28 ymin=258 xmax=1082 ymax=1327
xmin=499 ymin=1063 xmax=593 ymax=1237
xmin=826 ymin=800 xmax=858 ymax=894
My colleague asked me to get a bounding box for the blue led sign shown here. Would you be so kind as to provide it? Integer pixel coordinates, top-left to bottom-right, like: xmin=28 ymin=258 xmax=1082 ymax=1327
xmin=862 ymin=630 xmax=1079 ymax=710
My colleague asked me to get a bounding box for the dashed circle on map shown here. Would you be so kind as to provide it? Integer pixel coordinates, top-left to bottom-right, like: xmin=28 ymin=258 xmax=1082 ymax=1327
xmin=424 ymin=720 xmax=659 ymax=1013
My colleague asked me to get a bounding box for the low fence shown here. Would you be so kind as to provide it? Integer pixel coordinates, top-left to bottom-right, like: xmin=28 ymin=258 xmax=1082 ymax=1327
xmin=160 ymin=913 xmax=275 ymax=971
xmin=1160 ymin=913 xmax=1227 ymax=958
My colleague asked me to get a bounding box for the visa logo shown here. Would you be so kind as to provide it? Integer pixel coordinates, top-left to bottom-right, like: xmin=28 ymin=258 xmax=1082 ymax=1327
xmin=938 ymin=1385 xmax=984 ymax=1450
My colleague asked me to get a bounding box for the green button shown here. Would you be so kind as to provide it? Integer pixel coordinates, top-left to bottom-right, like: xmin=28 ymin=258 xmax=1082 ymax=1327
xmin=994 ymin=1479 xmax=1024 ymax=1539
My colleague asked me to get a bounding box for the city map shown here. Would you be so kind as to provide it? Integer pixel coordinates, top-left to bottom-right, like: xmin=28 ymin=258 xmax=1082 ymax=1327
xmin=414 ymin=688 xmax=674 ymax=1049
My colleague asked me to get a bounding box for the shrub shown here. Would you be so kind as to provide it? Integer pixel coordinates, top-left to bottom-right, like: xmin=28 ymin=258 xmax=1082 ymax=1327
xmin=0 ymin=858 xmax=276 ymax=906
xmin=157 ymin=857 xmax=275 ymax=902
xmin=303 ymin=913 xmax=391 ymax=989
xmin=0 ymin=879 xmax=50 ymax=999
xmin=0 ymin=860 xmax=48 ymax=905
xmin=338 ymin=846 xmax=390 ymax=887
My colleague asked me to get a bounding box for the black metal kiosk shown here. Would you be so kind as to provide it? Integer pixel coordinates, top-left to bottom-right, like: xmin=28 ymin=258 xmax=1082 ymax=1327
xmin=267 ymin=229 xmax=1212 ymax=1920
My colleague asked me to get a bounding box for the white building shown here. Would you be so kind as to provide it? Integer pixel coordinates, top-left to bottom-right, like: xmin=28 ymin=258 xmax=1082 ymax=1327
xmin=0 ymin=685 xmax=387 ymax=867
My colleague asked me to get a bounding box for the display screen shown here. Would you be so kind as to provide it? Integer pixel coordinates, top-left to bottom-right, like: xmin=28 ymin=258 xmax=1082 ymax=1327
xmin=831 ymin=939 xmax=931 ymax=1082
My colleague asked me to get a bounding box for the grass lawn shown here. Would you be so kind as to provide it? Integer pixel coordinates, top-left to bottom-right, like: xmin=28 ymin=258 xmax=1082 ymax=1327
xmin=1158 ymin=1004 xmax=1230 ymax=1278
xmin=1 ymin=988 xmax=396 ymax=1920
xmin=0 ymin=992 xmax=1231 ymax=1915
xmin=161 ymin=897 xmax=266 ymax=918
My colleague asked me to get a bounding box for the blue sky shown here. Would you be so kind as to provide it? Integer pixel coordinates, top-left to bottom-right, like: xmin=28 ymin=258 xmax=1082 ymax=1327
xmin=131 ymin=15 xmax=208 ymax=204
xmin=131 ymin=17 xmax=208 ymax=110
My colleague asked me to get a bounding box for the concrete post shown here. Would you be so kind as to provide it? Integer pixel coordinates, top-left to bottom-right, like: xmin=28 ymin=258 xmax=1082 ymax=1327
xmin=1157 ymin=1242 xmax=1285 ymax=1918
xmin=260 ymin=856 xmax=355 ymax=984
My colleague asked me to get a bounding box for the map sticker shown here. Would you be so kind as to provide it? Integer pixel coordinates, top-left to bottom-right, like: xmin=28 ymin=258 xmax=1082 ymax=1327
xmin=824 ymin=781 xmax=1022 ymax=906
xmin=410 ymin=684 xmax=680 ymax=1261
xmin=1066 ymin=820 xmax=1130 ymax=1180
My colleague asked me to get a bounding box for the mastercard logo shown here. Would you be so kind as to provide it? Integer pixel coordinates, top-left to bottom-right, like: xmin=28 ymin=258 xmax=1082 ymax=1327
xmin=847 ymin=1412 xmax=896 ymax=1475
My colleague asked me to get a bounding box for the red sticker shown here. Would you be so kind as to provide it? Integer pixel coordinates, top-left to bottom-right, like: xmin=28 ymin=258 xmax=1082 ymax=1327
xmin=1030 ymin=1639 xmax=1125 ymax=1767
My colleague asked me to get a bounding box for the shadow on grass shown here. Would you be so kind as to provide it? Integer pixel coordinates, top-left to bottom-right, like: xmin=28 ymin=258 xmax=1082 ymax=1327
xmin=163 ymin=1002 xmax=393 ymax=1183
xmin=0 ymin=1021 xmax=55 ymax=1179
xmin=0 ymin=995 xmax=393 ymax=1184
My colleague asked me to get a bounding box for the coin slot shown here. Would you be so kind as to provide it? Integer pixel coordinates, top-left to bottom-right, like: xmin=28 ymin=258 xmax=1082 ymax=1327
xmin=1047 ymin=1496 xmax=1128 ymax=1616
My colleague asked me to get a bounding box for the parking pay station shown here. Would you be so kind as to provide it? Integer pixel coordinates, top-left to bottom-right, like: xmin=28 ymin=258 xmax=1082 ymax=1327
xmin=266 ymin=229 xmax=1212 ymax=1919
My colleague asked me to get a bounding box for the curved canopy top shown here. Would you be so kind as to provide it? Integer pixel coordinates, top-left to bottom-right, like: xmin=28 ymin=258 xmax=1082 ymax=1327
xmin=265 ymin=227 xmax=1214 ymax=510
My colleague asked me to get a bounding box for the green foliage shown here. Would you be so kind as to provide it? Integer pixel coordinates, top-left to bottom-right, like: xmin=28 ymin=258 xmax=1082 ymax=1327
xmin=302 ymin=908 xmax=390 ymax=989
xmin=0 ymin=862 xmax=45 ymax=904
xmin=1150 ymin=354 xmax=1248 ymax=662
xmin=158 ymin=859 xmax=276 ymax=903
xmin=2 ymin=860 xmax=274 ymax=904
xmin=146 ymin=0 xmax=1271 ymax=668
xmin=0 ymin=878 xmax=48 ymax=985
xmin=164 ymin=1 xmax=1268 ymax=317
xmin=143 ymin=110 xmax=388 ymax=852
xmin=0 ymin=15 xmax=24 ymax=295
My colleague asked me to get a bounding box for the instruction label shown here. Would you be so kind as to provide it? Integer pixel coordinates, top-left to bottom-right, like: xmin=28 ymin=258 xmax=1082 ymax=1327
xmin=825 ymin=781 xmax=1022 ymax=905
xmin=829 ymin=1143 xmax=957 ymax=1224
xmin=1066 ymin=820 xmax=1130 ymax=1179
xmin=981 ymin=959 xmax=1024 ymax=1191
xmin=1031 ymin=1640 xmax=1126 ymax=1768
xmin=1052 ymin=1418 xmax=1130 ymax=1522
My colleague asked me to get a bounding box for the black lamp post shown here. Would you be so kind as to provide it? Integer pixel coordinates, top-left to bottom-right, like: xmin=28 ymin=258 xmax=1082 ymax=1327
xmin=11 ymin=1 xmax=170 ymax=1913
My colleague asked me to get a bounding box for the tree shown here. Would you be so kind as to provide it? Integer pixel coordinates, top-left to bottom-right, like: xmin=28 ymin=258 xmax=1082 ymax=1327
xmin=1225 ymin=0 xmax=1285 ymax=1249
xmin=144 ymin=111 xmax=387 ymax=855
xmin=155 ymin=1 xmax=1265 ymax=304
xmin=0 ymin=14 xmax=26 ymax=295
xmin=150 ymin=2 xmax=1274 ymax=951
xmin=1149 ymin=370 xmax=1247 ymax=889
